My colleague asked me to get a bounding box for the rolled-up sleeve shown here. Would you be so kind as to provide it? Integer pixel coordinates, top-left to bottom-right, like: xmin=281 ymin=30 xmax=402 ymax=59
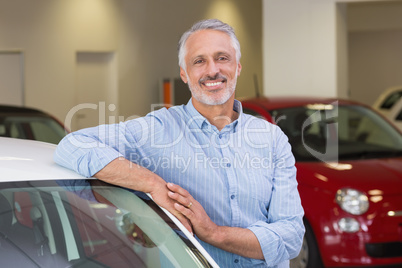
xmin=248 ymin=129 xmax=305 ymax=266
xmin=54 ymin=117 xmax=151 ymax=177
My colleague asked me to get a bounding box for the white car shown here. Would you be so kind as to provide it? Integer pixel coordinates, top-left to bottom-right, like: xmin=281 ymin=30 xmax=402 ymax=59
xmin=0 ymin=137 xmax=218 ymax=268
xmin=372 ymin=86 xmax=402 ymax=131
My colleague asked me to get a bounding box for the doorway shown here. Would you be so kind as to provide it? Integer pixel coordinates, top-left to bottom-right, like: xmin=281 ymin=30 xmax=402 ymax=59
xmin=71 ymin=52 xmax=118 ymax=131
xmin=0 ymin=51 xmax=24 ymax=106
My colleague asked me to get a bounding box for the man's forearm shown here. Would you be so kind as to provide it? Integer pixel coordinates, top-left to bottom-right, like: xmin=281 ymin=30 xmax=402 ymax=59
xmin=207 ymin=226 xmax=264 ymax=259
xmin=95 ymin=158 xmax=193 ymax=232
xmin=94 ymin=157 xmax=162 ymax=193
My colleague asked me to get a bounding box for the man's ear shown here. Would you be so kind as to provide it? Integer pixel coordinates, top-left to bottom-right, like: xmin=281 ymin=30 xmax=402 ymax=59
xmin=180 ymin=67 xmax=188 ymax=83
xmin=237 ymin=62 xmax=242 ymax=77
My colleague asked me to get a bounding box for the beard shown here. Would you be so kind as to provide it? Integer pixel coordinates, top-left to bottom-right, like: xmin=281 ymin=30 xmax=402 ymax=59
xmin=186 ymin=68 xmax=238 ymax=106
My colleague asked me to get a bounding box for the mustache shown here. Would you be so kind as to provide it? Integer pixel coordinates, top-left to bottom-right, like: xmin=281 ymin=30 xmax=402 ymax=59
xmin=199 ymin=73 xmax=227 ymax=83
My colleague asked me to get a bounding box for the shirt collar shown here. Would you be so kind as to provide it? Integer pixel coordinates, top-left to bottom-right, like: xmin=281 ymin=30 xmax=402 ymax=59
xmin=184 ymin=98 xmax=243 ymax=133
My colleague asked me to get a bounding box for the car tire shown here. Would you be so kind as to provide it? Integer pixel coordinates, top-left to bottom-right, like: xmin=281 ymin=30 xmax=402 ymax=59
xmin=290 ymin=220 xmax=324 ymax=268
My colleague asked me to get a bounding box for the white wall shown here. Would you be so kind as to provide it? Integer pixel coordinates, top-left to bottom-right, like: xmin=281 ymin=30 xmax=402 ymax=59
xmin=3 ymin=0 xmax=400 ymax=124
xmin=348 ymin=1 xmax=402 ymax=32
xmin=0 ymin=0 xmax=120 ymax=124
xmin=348 ymin=1 xmax=402 ymax=105
xmin=263 ymin=0 xmax=339 ymax=98
xmin=0 ymin=0 xmax=262 ymax=125
xmin=262 ymin=0 xmax=402 ymax=102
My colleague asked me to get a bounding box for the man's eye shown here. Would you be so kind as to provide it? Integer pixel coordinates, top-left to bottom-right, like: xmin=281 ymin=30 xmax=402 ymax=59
xmin=218 ymin=57 xmax=228 ymax=61
xmin=194 ymin=59 xmax=204 ymax=64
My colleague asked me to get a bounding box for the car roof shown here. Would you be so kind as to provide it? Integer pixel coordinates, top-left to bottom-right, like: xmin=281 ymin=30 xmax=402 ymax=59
xmin=240 ymin=96 xmax=362 ymax=110
xmin=0 ymin=137 xmax=85 ymax=182
xmin=0 ymin=104 xmax=49 ymax=115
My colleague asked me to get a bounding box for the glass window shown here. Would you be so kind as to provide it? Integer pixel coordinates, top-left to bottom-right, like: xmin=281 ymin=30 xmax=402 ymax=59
xmin=0 ymin=116 xmax=66 ymax=144
xmin=0 ymin=180 xmax=212 ymax=268
xmin=270 ymin=104 xmax=402 ymax=161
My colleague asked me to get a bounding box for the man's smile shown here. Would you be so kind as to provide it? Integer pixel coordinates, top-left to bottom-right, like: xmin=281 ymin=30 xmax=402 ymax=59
xmin=204 ymin=81 xmax=223 ymax=87
xmin=202 ymin=80 xmax=226 ymax=91
xmin=200 ymin=74 xmax=227 ymax=90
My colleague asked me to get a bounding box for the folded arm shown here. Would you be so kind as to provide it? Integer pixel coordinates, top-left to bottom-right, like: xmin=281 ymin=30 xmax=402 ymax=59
xmin=93 ymin=158 xmax=192 ymax=232
xmin=54 ymin=122 xmax=192 ymax=231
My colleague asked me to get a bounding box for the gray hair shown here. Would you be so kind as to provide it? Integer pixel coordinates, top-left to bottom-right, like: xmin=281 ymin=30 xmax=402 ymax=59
xmin=177 ymin=19 xmax=241 ymax=70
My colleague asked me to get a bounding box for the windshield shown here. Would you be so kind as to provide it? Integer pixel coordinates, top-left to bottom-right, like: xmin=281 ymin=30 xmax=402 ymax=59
xmin=270 ymin=104 xmax=402 ymax=161
xmin=0 ymin=180 xmax=212 ymax=268
xmin=0 ymin=115 xmax=66 ymax=144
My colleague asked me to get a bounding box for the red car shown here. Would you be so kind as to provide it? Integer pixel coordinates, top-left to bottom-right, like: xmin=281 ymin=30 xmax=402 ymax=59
xmin=241 ymin=97 xmax=402 ymax=268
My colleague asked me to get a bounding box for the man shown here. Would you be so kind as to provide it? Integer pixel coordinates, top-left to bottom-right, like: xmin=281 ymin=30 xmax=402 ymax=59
xmin=54 ymin=19 xmax=304 ymax=267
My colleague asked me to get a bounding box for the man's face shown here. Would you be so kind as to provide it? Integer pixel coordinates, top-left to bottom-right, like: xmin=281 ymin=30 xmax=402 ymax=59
xmin=180 ymin=29 xmax=242 ymax=106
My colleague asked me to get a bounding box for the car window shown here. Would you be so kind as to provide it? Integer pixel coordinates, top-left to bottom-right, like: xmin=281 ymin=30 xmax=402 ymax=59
xmin=396 ymin=109 xmax=402 ymax=121
xmin=0 ymin=116 xmax=66 ymax=144
xmin=0 ymin=180 xmax=212 ymax=268
xmin=29 ymin=119 xmax=66 ymax=144
xmin=270 ymin=104 xmax=402 ymax=161
xmin=380 ymin=91 xmax=402 ymax=109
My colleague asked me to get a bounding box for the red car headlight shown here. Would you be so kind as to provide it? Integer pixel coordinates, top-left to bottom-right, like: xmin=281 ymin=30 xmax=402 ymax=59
xmin=336 ymin=188 xmax=369 ymax=215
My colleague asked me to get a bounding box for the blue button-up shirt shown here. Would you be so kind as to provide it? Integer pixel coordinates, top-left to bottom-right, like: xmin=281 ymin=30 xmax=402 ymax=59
xmin=54 ymin=99 xmax=304 ymax=268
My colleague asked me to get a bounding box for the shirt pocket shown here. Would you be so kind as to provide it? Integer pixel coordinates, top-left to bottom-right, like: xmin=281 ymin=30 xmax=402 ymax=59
xmin=246 ymin=168 xmax=273 ymax=206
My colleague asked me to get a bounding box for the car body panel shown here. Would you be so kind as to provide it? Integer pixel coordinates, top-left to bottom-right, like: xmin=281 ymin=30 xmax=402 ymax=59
xmin=0 ymin=137 xmax=82 ymax=181
xmin=296 ymin=159 xmax=402 ymax=195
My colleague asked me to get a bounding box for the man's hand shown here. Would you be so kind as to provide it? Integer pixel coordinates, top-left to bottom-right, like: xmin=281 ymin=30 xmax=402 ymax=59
xmin=167 ymin=182 xmax=264 ymax=260
xmin=167 ymin=183 xmax=218 ymax=240
xmin=148 ymin=180 xmax=193 ymax=233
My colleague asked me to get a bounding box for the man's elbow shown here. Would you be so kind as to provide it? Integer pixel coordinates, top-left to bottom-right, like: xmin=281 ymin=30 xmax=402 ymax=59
xmin=289 ymin=221 xmax=306 ymax=259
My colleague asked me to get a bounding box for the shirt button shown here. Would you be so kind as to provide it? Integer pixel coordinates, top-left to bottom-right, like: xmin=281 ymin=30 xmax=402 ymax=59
xmin=218 ymin=134 xmax=223 ymax=139
xmin=231 ymin=195 xmax=235 ymax=200
xmin=226 ymin=163 xmax=231 ymax=168
xmin=234 ymin=259 xmax=239 ymax=263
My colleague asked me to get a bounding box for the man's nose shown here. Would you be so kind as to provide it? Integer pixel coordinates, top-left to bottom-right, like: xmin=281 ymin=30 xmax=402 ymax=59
xmin=206 ymin=61 xmax=219 ymax=77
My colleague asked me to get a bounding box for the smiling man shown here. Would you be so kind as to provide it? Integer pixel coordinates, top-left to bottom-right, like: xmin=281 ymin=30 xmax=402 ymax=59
xmin=180 ymin=28 xmax=240 ymax=105
xmin=179 ymin=26 xmax=241 ymax=131
xmin=55 ymin=19 xmax=305 ymax=267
